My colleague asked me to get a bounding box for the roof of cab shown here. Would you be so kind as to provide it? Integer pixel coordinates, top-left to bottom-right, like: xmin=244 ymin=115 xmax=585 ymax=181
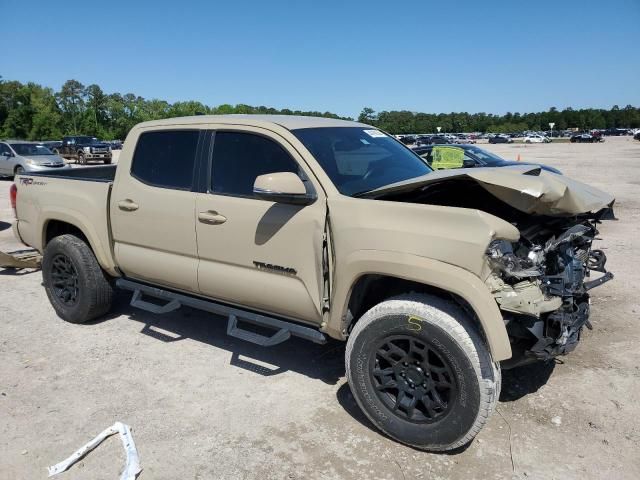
xmin=135 ymin=114 xmax=370 ymax=131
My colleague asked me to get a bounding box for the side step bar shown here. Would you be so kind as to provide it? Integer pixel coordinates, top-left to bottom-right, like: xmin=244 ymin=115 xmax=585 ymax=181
xmin=116 ymin=279 xmax=326 ymax=347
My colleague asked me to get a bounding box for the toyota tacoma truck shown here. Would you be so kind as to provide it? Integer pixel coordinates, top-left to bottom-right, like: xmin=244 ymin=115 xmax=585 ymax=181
xmin=10 ymin=115 xmax=615 ymax=451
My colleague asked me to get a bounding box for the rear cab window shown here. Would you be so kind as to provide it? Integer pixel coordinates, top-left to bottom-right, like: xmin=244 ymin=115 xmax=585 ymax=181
xmin=131 ymin=130 xmax=200 ymax=190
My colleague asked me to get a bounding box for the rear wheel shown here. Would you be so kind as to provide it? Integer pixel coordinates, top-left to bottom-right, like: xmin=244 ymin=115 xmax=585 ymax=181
xmin=346 ymin=294 xmax=500 ymax=451
xmin=42 ymin=234 xmax=114 ymax=323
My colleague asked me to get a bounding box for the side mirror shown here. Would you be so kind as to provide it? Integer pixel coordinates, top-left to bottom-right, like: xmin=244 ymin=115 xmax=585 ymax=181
xmin=3 ymin=151 xmax=13 ymax=158
xmin=253 ymin=172 xmax=316 ymax=205
xmin=463 ymin=159 xmax=476 ymax=168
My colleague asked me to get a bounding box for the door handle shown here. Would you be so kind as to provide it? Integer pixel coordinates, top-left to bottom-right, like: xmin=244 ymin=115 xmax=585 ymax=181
xmin=198 ymin=211 xmax=227 ymax=225
xmin=118 ymin=199 xmax=139 ymax=211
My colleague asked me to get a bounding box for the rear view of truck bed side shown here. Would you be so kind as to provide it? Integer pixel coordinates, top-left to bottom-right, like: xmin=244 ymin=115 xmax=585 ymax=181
xmin=13 ymin=165 xmax=119 ymax=276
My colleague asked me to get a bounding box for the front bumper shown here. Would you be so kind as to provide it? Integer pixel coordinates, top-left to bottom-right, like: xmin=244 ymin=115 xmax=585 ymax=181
xmin=495 ymin=221 xmax=614 ymax=368
xmin=84 ymin=153 xmax=112 ymax=160
xmin=23 ymin=163 xmax=72 ymax=173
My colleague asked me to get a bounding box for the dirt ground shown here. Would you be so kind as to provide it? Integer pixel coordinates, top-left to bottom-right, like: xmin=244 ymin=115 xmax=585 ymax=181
xmin=1 ymin=137 xmax=639 ymax=480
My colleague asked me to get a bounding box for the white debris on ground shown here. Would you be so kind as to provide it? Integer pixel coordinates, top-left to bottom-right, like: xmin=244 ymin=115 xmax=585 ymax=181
xmin=47 ymin=422 xmax=141 ymax=480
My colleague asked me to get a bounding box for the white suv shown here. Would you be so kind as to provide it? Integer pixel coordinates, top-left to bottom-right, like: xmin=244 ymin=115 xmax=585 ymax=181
xmin=523 ymin=134 xmax=551 ymax=144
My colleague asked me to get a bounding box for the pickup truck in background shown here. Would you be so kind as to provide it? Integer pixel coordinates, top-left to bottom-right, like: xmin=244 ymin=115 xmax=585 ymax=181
xmin=10 ymin=115 xmax=615 ymax=451
xmin=52 ymin=135 xmax=112 ymax=164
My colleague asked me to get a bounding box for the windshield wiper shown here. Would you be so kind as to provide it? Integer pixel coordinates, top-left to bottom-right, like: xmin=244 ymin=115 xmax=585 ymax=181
xmin=353 ymin=188 xmax=380 ymax=198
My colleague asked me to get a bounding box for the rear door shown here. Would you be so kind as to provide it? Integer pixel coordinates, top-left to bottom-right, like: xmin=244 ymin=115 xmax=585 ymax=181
xmin=110 ymin=129 xmax=203 ymax=292
xmin=195 ymin=127 xmax=327 ymax=324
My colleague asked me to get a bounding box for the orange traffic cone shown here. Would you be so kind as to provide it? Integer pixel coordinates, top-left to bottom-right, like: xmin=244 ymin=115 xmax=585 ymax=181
xmin=517 ymin=154 xmax=521 ymax=161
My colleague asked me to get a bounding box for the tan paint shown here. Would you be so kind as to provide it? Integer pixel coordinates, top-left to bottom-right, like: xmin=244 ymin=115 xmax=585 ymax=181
xmin=14 ymin=178 xmax=118 ymax=275
xmin=254 ymin=172 xmax=307 ymax=195
xmin=13 ymin=115 xmax=616 ymax=361
xmin=368 ymin=164 xmax=614 ymax=216
xmin=194 ymin=124 xmax=326 ymax=323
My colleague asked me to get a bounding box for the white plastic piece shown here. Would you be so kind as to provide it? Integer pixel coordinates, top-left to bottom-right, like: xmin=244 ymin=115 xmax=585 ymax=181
xmin=47 ymin=422 xmax=141 ymax=480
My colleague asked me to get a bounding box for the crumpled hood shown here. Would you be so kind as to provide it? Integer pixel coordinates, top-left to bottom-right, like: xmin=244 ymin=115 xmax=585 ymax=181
xmin=364 ymin=165 xmax=614 ymax=216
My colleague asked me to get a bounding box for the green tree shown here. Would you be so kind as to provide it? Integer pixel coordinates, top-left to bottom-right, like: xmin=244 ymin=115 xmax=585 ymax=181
xmin=57 ymin=79 xmax=85 ymax=134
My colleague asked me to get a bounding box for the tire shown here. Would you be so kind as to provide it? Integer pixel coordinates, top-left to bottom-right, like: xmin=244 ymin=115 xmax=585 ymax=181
xmin=78 ymin=152 xmax=86 ymax=165
xmin=345 ymin=293 xmax=500 ymax=451
xmin=15 ymin=166 xmax=25 ymax=175
xmin=104 ymin=158 xmax=112 ymax=164
xmin=42 ymin=234 xmax=114 ymax=323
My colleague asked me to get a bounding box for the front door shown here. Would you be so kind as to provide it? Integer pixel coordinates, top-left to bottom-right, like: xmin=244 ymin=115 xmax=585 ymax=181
xmin=110 ymin=129 xmax=203 ymax=292
xmin=195 ymin=127 xmax=327 ymax=324
xmin=0 ymin=143 xmax=12 ymax=175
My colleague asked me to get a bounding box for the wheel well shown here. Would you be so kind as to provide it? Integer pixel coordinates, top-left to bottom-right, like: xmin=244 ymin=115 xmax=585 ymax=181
xmin=45 ymin=220 xmax=86 ymax=246
xmin=345 ymin=274 xmax=482 ymax=334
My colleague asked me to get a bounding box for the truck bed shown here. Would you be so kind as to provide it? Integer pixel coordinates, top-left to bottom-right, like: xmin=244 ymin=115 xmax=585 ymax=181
xmin=27 ymin=164 xmax=117 ymax=182
xmin=14 ymin=165 xmax=118 ymax=274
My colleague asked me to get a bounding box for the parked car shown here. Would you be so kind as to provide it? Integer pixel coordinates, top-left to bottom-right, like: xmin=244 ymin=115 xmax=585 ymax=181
xmin=54 ymin=136 xmax=112 ymax=164
xmin=634 ymin=131 xmax=640 ymax=141
xmin=412 ymin=144 xmax=562 ymax=174
xmin=414 ymin=135 xmax=432 ymax=146
xmin=398 ymin=135 xmax=416 ymax=145
xmin=523 ymin=134 xmax=551 ymax=144
xmin=488 ymin=135 xmax=513 ymax=144
xmin=109 ymin=140 xmax=123 ymax=150
xmin=430 ymin=135 xmax=451 ymax=144
xmin=39 ymin=140 xmax=63 ymax=151
xmin=453 ymin=135 xmax=476 ymax=144
xmin=603 ymin=128 xmax=628 ymax=136
xmin=570 ymin=132 xmax=603 ymax=143
xmin=11 ymin=115 xmax=614 ymax=452
xmin=0 ymin=141 xmax=70 ymax=177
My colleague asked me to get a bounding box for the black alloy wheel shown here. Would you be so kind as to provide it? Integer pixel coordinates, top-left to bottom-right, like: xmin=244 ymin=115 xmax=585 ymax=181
xmin=50 ymin=253 xmax=79 ymax=306
xmin=372 ymin=335 xmax=456 ymax=423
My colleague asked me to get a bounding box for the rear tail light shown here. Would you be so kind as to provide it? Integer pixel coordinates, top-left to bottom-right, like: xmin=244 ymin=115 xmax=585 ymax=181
xmin=10 ymin=183 xmax=17 ymax=216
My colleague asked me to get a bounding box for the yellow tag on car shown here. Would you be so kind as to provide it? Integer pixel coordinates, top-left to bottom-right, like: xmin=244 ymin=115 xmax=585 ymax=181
xmin=431 ymin=146 xmax=464 ymax=169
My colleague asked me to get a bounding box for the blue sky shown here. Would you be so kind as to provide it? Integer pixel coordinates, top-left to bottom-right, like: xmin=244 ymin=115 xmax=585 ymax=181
xmin=2 ymin=0 xmax=638 ymax=118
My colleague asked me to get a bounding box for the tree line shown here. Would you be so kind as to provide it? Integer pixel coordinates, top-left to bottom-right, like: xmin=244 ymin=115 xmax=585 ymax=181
xmin=358 ymin=105 xmax=640 ymax=134
xmin=1 ymin=76 xmax=639 ymax=140
xmin=0 ymin=77 xmax=348 ymax=141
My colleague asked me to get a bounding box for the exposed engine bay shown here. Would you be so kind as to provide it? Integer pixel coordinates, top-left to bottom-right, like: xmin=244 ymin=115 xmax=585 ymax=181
xmin=367 ymin=171 xmax=615 ymax=368
xmin=485 ymin=216 xmax=613 ymax=368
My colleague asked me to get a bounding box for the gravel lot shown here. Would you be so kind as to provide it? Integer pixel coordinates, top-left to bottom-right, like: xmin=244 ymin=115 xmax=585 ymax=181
xmin=1 ymin=137 xmax=639 ymax=480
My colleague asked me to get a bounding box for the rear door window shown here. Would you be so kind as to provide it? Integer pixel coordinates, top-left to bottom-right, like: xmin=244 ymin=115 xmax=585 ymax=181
xmin=131 ymin=130 xmax=199 ymax=190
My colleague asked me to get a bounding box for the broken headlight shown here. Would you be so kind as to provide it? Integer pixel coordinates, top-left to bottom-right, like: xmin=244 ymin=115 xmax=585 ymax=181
xmin=486 ymin=239 xmax=543 ymax=279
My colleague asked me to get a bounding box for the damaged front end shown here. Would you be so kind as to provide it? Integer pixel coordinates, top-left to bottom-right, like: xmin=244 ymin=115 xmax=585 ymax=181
xmin=362 ymin=165 xmax=616 ymax=368
xmin=486 ymin=214 xmax=613 ymax=368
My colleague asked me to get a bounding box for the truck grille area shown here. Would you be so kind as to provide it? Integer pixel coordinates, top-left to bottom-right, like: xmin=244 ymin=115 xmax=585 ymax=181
xmin=490 ymin=218 xmax=614 ymax=368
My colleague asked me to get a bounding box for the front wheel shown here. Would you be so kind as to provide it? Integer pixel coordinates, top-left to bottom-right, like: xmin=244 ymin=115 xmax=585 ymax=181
xmin=42 ymin=234 xmax=114 ymax=323
xmin=77 ymin=152 xmax=86 ymax=164
xmin=15 ymin=166 xmax=25 ymax=175
xmin=345 ymin=294 xmax=500 ymax=451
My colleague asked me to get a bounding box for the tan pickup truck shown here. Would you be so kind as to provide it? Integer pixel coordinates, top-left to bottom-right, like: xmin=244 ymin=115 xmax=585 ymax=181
xmin=10 ymin=115 xmax=615 ymax=451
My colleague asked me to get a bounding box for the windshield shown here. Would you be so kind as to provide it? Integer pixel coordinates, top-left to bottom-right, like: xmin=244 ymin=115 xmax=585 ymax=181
xmin=293 ymin=127 xmax=432 ymax=196
xmin=464 ymin=146 xmax=505 ymax=165
xmin=74 ymin=136 xmax=101 ymax=144
xmin=10 ymin=143 xmax=54 ymax=156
